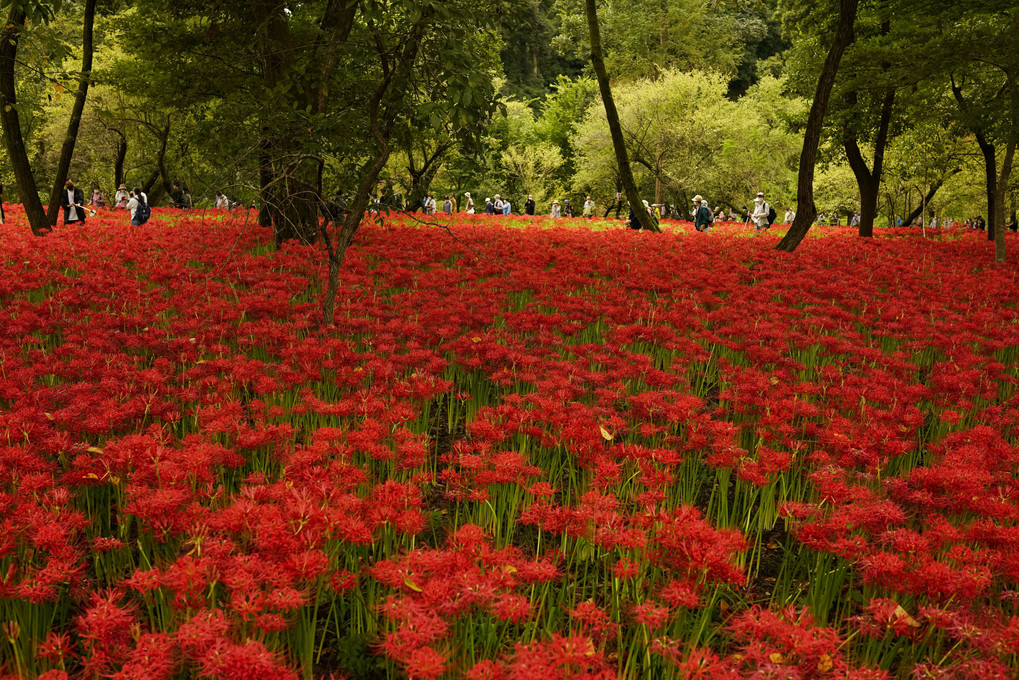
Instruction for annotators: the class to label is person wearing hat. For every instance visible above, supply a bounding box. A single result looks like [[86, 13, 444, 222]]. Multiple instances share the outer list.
[[484, 197, 495, 215], [751, 192, 771, 231], [583, 195, 595, 218], [693, 195, 713, 232], [464, 192, 475, 214], [550, 200, 561, 218], [524, 194, 536, 215], [114, 184, 130, 209]]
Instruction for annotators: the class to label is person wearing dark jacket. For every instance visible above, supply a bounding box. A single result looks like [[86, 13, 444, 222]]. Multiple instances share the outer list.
[[524, 195, 535, 215], [692, 195, 712, 232], [60, 179, 87, 225]]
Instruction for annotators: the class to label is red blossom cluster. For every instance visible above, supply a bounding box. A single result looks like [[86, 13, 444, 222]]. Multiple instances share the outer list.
[[0, 207, 1017, 678]]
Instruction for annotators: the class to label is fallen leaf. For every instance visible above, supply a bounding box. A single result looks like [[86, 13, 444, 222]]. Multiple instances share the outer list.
[[599, 425, 613, 441], [817, 653, 833, 672], [769, 652, 785, 664], [893, 604, 921, 628], [403, 577, 422, 592]]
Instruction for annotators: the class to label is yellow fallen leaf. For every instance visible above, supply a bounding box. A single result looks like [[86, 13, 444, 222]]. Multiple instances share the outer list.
[[817, 653, 833, 672], [45, 413, 55, 421], [599, 425, 613, 441], [403, 577, 422, 592], [769, 652, 786, 664], [86, 446, 104, 454], [893, 604, 920, 628]]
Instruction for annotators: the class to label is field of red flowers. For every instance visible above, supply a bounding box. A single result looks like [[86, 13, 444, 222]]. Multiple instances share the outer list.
[[1, 206, 1018, 680]]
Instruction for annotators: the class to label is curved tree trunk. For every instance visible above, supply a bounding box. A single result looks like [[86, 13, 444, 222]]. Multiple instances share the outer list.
[[46, 0, 97, 226], [585, 0, 658, 232], [993, 139, 1014, 263], [0, 8, 48, 236], [776, 0, 858, 252], [113, 130, 128, 188]]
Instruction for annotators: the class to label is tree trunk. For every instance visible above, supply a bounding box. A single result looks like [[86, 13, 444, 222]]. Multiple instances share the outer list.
[[903, 173, 957, 226], [844, 88, 894, 238], [0, 8, 48, 236], [776, 0, 858, 252], [406, 141, 450, 212], [254, 2, 320, 245], [585, 0, 658, 232], [975, 132, 997, 242], [113, 130, 128, 188], [45, 0, 97, 226], [993, 139, 1014, 263]]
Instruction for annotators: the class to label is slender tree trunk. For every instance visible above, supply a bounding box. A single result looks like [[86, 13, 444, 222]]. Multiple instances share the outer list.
[[993, 139, 1014, 263], [776, 0, 858, 252], [903, 173, 957, 226], [585, 0, 658, 232], [0, 8, 48, 236], [46, 0, 97, 226], [113, 130, 128, 188]]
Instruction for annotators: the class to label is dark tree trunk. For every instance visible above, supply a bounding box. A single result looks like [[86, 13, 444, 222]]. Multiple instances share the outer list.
[[844, 88, 895, 238], [976, 132, 998, 242], [406, 141, 450, 213], [254, 1, 320, 245], [776, 0, 858, 252], [113, 130, 128, 188], [258, 137, 273, 228], [993, 139, 1014, 263], [46, 0, 97, 226], [0, 8, 48, 236], [585, 0, 658, 232], [903, 172, 958, 226]]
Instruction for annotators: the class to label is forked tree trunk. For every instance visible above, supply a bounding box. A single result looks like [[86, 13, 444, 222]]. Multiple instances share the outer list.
[[902, 171, 958, 226], [585, 0, 658, 232], [0, 8, 48, 236], [46, 0, 97, 226], [776, 0, 858, 252], [844, 88, 894, 238]]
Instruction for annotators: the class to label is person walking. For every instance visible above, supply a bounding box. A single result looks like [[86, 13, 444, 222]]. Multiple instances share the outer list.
[[693, 195, 712, 232], [583, 195, 595, 218], [215, 191, 230, 209], [464, 192, 475, 214], [494, 194, 504, 213], [442, 195, 453, 214], [424, 194, 437, 215], [751, 192, 771, 231], [550, 200, 561, 218], [61, 178, 88, 225], [784, 208, 795, 224], [484, 198, 495, 214], [502, 197, 513, 215], [524, 195, 535, 216]]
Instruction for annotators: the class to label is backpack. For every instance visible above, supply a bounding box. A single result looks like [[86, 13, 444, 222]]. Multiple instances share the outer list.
[[705, 205, 715, 224], [135, 198, 151, 225], [767, 204, 777, 224]]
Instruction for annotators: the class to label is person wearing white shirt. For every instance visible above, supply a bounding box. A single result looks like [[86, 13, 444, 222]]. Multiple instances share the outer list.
[[751, 192, 771, 231], [784, 208, 795, 224], [215, 191, 230, 209]]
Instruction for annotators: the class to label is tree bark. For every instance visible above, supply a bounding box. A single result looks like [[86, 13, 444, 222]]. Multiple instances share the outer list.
[[406, 141, 451, 212], [844, 88, 894, 238], [0, 8, 48, 236], [45, 0, 97, 226], [585, 0, 658, 232], [974, 132, 999, 242], [993, 138, 1014, 263], [113, 130, 128, 188], [776, 0, 858, 252], [903, 171, 958, 226]]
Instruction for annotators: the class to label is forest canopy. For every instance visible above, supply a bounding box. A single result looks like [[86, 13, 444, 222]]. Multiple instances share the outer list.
[[0, 0, 1015, 237]]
